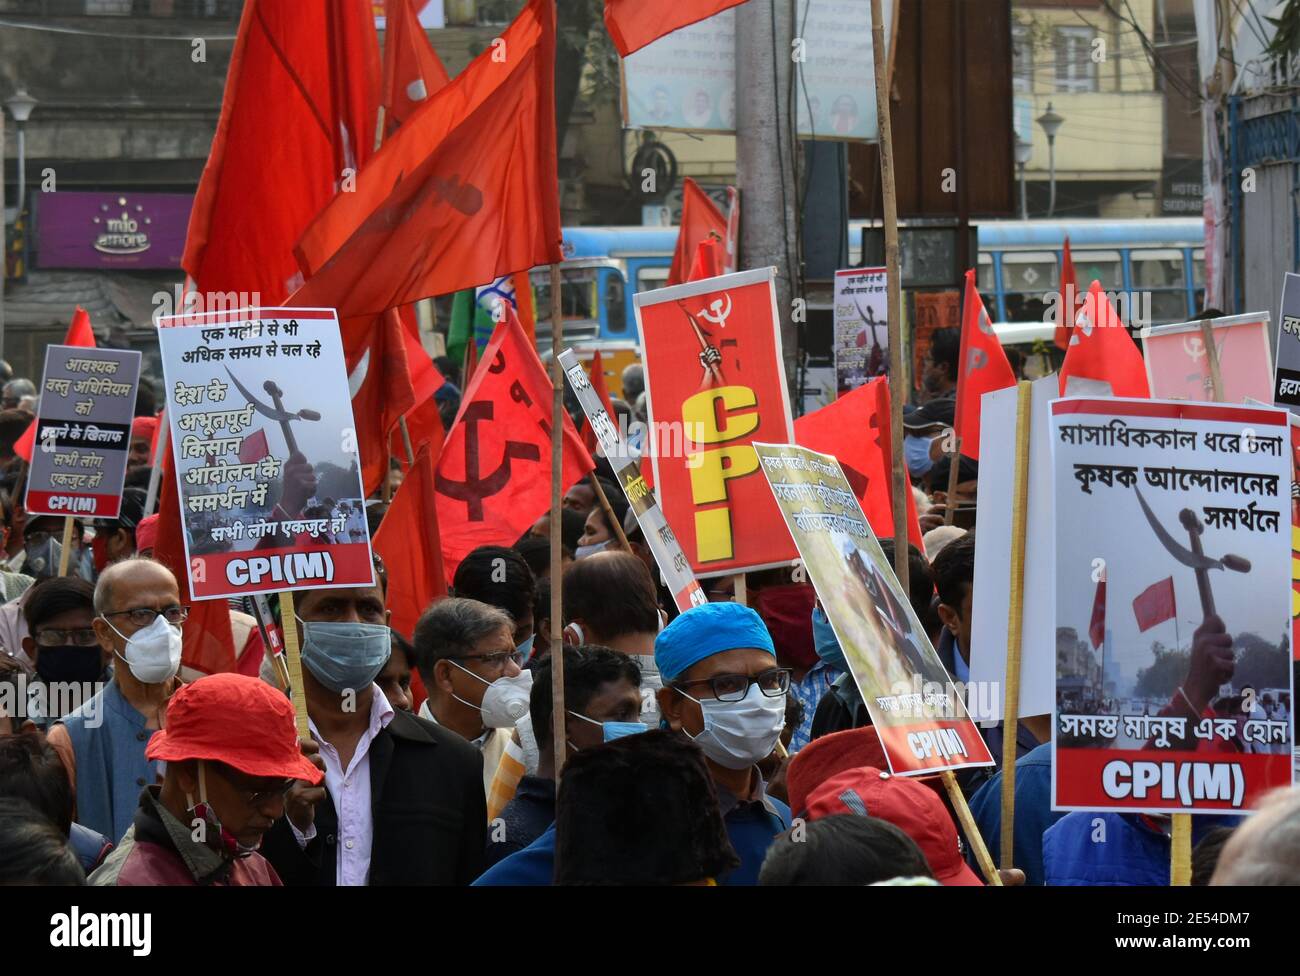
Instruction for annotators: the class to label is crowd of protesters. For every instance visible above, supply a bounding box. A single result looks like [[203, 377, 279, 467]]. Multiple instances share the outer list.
[[1, 340, 1298, 888]]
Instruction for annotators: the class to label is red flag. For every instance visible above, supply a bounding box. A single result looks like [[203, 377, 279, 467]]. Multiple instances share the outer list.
[[1059, 280, 1151, 399], [382, 0, 450, 129], [953, 269, 1016, 461], [513, 270, 536, 346], [290, 0, 561, 320], [395, 394, 446, 473], [183, 0, 380, 302], [687, 235, 724, 282], [436, 307, 594, 579], [153, 449, 237, 676], [373, 443, 446, 639], [668, 178, 728, 287], [399, 310, 445, 402], [795, 377, 924, 549], [1089, 578, 1106, 650], [1133, 577, 1177, 632], [580, 350, 616, 454], [15, 306, 97, 463], [1053, 237, 1079, 351], [350, 308, 418, 496], [604, 0, 750, 56], [238, 428, 270, 464]]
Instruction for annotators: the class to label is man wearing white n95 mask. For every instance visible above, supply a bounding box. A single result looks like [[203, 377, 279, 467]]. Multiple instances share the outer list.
[[411, 597, 527, 797], [47, 557, 185, 844], [655, 600, 793, 885]]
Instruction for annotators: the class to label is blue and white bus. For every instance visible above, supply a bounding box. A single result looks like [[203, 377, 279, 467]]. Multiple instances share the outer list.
[[534, 218, 1205, 389]]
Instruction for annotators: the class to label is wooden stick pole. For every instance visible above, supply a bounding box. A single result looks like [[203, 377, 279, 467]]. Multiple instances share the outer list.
[[999, 381, 1033, 871], [871, 0, 908, 595], [549, 263, 567, 775], [587, 472, 630, 551], [1171, 813, 1192, 886], [144, 412, 169, 517], [1200, 319, 1224, 402], [941, 770, 1002, 885], [943, 434, 962, 526], [279, 591, 310, 739], [398, 416, 416, 466], [56, 516, 75, 577], [734, 573, 747, 607]]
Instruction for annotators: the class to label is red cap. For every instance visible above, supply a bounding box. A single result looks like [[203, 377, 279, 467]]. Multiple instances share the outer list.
[[805, 766, 982, 886], [135, 514, 159, 555], [786, 726, 943, 815], [147, 673, 322, 784]]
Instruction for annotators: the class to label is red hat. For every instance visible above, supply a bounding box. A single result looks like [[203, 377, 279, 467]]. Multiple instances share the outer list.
[[147, 673, 322, 784], [131, 415, 159, 442], [134, 513, 159, 555], [786, 726, 943, 815], [804, 766, 982, 886]]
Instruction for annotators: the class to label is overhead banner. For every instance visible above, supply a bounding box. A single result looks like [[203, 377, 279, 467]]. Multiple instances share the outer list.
[[635, 267, 797, 577], [754, 442, 995, 776], [1143, 312, 1273, 404], [1051, 397, 1294, 814], [621, 0, 889, 141], [25, 345, 141, 518], [559, 347, 706, 612], [156, 307, 375, 600], [1275, 273, 1300, 414], [833, 266, 887, 396]]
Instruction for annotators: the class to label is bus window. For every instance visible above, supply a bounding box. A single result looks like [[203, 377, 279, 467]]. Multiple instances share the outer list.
[[977, 253, 994, 293], [1071, 250, 1123, 290], [603, 270, 627, 334], [532, 267, 600, 342], [1130, 249, 1187, 322], [636, 266, 670, 293], [1192, 248, 1205, 311], [1000, 251, 1058, 324]]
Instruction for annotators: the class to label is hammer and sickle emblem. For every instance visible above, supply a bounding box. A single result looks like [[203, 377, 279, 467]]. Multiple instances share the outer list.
[[435, 400, 541, 521], [977, 307, 996, 337], [1183, 335, 1206, 361], [697, 293, 732, 329]]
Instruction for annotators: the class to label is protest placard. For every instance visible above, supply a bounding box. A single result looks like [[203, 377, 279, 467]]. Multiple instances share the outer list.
[[970, 374, 1058, 722], [25, 345, 141, 519], [1275, 273, 1300, 414], [1051, 397, 1294, 813], [833, 267, 887, 396], [156, 306, 375, 600], [635, 268, 797, 576], [559, 347, 707, 611], [1143, 312, 1273, 404], [754, 442, 995, 775], [621, 0, 890, 141]]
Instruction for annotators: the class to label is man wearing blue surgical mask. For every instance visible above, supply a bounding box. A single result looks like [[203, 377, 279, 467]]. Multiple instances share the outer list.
[[259, 573, 486, 886], [478, 645, 642, 877], [654, 601, 792, 885]]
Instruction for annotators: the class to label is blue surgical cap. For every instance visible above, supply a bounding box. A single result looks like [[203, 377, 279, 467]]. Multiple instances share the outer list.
[[654, 601, 776, 681]]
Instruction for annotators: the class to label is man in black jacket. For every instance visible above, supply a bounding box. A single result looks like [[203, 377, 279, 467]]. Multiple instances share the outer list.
[[261, 575, 485, 885]]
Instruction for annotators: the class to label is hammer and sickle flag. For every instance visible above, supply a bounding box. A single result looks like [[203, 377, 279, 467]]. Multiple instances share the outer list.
[[436, 306, 594, 581]]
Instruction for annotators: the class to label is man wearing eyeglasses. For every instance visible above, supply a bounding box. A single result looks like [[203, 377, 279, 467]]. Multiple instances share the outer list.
[[18, 576, 107, 729], [655, 601, 793, 885], [90, 672, 324, 886], [259, 576, 487, 886], [47, 557, 186, 844]]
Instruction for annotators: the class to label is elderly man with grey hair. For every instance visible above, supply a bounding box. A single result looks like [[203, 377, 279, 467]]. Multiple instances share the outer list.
[[1210, 787, 1300, 885], [413, 596, 524, 794], [2, 377, 36, 410]]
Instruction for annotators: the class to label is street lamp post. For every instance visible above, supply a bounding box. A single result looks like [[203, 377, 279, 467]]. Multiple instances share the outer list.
[[1036, 102, 1064, 218], [2, 87, 38, 360], [1015, 136, 1033, 221]]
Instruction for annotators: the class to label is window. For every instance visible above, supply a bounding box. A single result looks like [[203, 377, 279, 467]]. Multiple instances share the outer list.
[[1071, 250, 1123, 290], [531, 268, 600, 343], [977, 254, 995, 293], [1013, 24, 1034, 94], [1000, 251, 1059, 323], [1055, 26, 1098, 93], [1130, 249, 1188, 322], [636, 267, 670, 292]]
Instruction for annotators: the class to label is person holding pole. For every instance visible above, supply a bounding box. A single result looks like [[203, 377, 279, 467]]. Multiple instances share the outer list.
[[654, 601, 791, 885], [259, 572, 486, 886]]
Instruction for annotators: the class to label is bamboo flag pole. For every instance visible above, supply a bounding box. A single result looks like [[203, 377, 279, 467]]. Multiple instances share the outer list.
[[942, 771, 1002, 885], [56, 516, 75, 577], [588, 472, 631, 552], [549, 262, 567, 775], [999, 380, 1033, 870], [943, 435, 963, 526], [734, 573, 747, 607], [280, 591, 310, 738], [871, 0, 908, 595], [1200, 318, 1224, 403]]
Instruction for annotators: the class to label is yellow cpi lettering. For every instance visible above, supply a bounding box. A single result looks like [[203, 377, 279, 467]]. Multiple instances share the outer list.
[[688, 445, 760, 505], [695, 508, 735, 563], [681, 386, 759, 445]]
